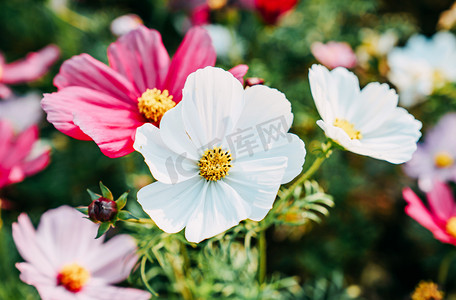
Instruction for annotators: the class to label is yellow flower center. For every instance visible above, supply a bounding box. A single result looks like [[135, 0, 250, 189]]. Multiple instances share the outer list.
[[137, 88, 175, 123], [411, 281, 444, 300], [333, 118, 363, 140], [432, 69, 446, 89], [198, 147, 232, 181], [434, 151, 454, 168], [57, 263, 90, 293], [446, 217, 456, 238]]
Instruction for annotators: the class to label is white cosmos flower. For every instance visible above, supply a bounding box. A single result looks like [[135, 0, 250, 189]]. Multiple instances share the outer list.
[[387, 32, 456, 107], [134, 66, 306, 243], [309, 64, 422, 164]]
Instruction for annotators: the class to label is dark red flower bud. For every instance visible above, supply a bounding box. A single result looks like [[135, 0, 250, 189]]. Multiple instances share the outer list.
[[245, 77, 265, 87], [88, 197, 118, 222]]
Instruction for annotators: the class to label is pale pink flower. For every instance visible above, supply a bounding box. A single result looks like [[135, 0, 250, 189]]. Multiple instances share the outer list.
[[13, 206, 150, 300], [42, 25, 247, 158], [0, 92, 43, 133], [311, 41, 357, 69], [0, 45, 60, 98], [0, 120, 50, 189], [404, 113, 456, 191], [403, 182, 456, 246]]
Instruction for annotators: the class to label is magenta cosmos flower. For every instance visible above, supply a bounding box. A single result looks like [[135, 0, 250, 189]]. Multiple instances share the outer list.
[[13, 206, 150, 300], [404, 113, 456, 192], [42, 25, 247, 158], [403, 182, 456, 246], [0, 120, 50, 189], [311, 41, 357, 69], [0, 45, 60, 98]]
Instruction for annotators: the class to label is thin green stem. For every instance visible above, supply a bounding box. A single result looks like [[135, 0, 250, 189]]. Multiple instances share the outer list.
[[438, 251, 456, 286], [258, 229, 267, 285]]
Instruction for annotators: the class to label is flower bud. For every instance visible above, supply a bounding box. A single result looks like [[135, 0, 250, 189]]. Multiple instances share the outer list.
[[88, 197, 118, 222], [245, 77, 265, 87]]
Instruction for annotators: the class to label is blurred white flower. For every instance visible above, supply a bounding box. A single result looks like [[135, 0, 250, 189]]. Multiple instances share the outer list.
[[13, 206, 150, 300], [356, 29, 398, 67], [387, 32, 456, 107], [110, 14, 143, 37], [134, 67, 305, 243], [309, 64, 422, 164], [204, 24, 244, 60], [0, 92, 43, 132]]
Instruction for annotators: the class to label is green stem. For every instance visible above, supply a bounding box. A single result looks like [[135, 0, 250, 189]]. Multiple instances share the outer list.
[[438, 251, 456, 286], [258, 229, 267, 285]]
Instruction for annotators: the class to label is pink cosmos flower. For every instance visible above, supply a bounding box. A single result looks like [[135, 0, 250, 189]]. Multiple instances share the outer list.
[[311, 41, 357, 69], [42, 25, 248, 158], [404, 113, 456, 192], [0, 45, 60, 98], [13, 206, 151, 300], [0, 120, 50, 189], [403, 181, 456, 246]]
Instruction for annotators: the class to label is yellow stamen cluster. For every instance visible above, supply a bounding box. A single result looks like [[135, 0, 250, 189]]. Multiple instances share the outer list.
[[198, 147, 232, 181], [434, 151, 454, 169], [57, 263, 90, 293], [411, 281, 443, 300], [446, 217, 456, 238], [137, 88, 175, 123], [333, 118, 363, 140]]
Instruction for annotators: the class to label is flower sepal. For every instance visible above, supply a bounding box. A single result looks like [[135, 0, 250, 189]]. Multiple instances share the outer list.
[[77, 182, 139, 238]]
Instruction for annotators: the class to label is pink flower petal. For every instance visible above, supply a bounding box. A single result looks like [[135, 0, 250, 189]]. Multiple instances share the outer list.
[[163, 27, 216, 103], [86, 235, 138, 284], [2, 125, 38, 168], [0, 120, 15, 161], [108, 25, 171, 94], [21, 148, 51, 177], [1, 45, 60, 84], [228, 64, 249, 85], [42, 86, 143, 155], [403, 187, 453, 244], [311, 41, 357, 69], [66, 88, 144, 157], [53, 53, 139, 102], [426, 181, 455, 223], [0, 83, 12, 98], [83, 285, 151, 300], [12, 214, 56, 276]]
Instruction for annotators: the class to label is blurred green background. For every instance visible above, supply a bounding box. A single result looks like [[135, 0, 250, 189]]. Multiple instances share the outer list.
[[1, 0, 456, 299]]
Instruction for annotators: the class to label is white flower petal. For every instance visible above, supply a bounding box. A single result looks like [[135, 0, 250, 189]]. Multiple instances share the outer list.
[[181, 67, 244, 152], [184, 181, 251, 243], [235, 85, 293, 133], [225, 156, 288, 221], [134, 123, 198, 184], [309, 64, 360, 123], [234, 133, 305, 184], [138, 178, 205, 234], [160, 103, 199, 160]]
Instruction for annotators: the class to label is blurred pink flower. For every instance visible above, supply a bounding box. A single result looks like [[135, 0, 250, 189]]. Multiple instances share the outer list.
[[0, 92, 43, 133], [255, 0, 298, 24], [403, 182, 456, 246], [0, 120, 50, 189], [42, 25, 248, 158], [110, 14, 143, 37], [311, 41, 357, 69], [13, 206, 150, 300], [191, 4, 210, 26], [404, 113, 456, 192], [0, 45, 60, 98]]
